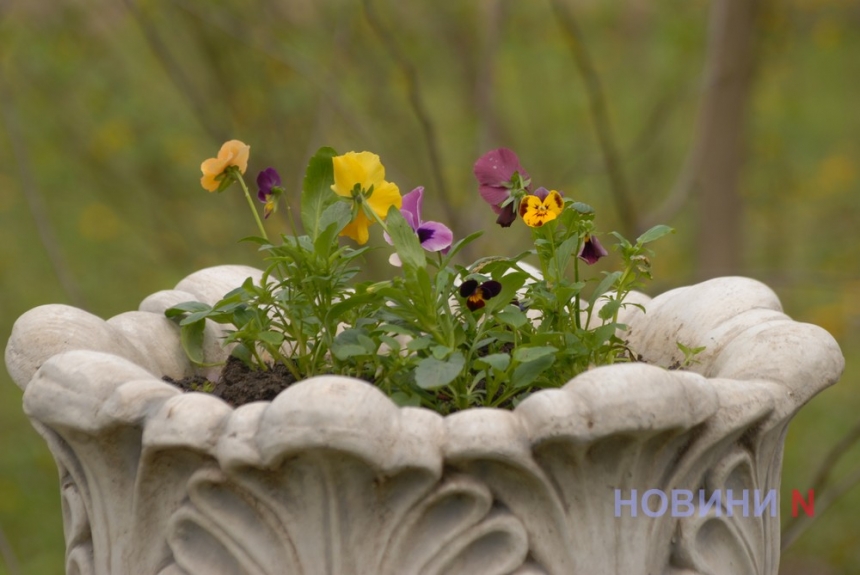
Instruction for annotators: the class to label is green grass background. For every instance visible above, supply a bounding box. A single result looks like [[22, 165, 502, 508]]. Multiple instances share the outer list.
[[1, 0, 859, 572]]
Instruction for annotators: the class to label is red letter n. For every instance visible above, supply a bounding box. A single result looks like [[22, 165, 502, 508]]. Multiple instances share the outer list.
[[792, 489, 814, 518]]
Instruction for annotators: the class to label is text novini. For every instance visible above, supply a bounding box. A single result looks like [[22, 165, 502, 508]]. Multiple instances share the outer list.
[[614, 489, 814, 518]]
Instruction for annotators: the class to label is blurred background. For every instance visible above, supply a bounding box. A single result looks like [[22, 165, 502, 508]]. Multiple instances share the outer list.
[[0, 0, 858, 572]]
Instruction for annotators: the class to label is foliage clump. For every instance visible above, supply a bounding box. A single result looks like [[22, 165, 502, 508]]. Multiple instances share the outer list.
[[167, 141, 673, 413]]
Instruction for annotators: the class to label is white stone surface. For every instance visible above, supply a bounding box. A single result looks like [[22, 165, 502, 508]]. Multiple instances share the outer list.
[[4, 267, 845, 575]]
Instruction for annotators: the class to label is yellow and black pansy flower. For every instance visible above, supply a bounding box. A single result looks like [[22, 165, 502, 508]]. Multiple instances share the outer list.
[[518, 187, 563, 228]]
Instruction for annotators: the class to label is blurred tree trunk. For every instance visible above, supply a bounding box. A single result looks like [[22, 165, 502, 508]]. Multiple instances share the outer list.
[[692, 0, 761, 279]]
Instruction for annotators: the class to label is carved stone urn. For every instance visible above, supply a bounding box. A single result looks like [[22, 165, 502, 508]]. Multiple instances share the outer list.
[[4, 265, 843, 575]]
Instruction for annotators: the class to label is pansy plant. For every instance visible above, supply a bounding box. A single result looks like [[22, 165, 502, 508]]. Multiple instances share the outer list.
[[167, 143, 673, 413]]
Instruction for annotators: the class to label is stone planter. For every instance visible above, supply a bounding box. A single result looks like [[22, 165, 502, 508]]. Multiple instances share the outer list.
[[4, 265, 844, 575]]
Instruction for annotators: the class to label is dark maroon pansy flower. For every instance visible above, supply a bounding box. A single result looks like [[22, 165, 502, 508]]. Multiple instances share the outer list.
[[495, 202, 517, 227], [473, 148, 530, 227], [459, 279, 503, 311], [256, 167, 283, 218], [256, 167, 281, 201], [577, 234, 609, 265]]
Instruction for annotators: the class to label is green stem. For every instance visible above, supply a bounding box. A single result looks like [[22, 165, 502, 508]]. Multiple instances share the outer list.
[[612, 267, 632, 326], [365, 202, 391, 236], [235, 170, 269, 241], [573, 238, 582, 330]]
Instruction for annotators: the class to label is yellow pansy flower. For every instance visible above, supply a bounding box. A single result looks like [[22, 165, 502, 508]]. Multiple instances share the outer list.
[[518, 187, 563, 227], [200, 140, 250, 192], [331, 151, 401, 244]]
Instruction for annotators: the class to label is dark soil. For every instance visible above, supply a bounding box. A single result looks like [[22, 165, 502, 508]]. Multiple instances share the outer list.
[[163, 356, 298, 407]]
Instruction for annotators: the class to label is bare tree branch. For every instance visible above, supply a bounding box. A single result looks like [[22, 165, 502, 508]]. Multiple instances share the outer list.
[[126, 0, 228, 143], [171, 0, 380, 152], [782, 463, 860, 553], [0, 521, 22, 575], [549, 0, 637, 237], [781, 418, 860, 552], [361, 0, 458, 231]]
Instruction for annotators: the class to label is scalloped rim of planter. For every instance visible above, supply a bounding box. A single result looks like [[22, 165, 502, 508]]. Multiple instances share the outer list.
[[5, 265, 844, 456]]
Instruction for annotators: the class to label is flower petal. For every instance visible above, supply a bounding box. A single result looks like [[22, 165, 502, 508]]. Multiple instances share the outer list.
[[351, 151, 386, 186], [340, 210, 373, 245], [367, 181, 402, 219], [479, 184, 511, 211], [416, 222, 453, 252], [331, 151, 386, 197], [400, 187, 424, 229], [532, 187, 550, 201], [200, 157, 228, 192], [578, 235, 609, 264], [473, 148, 528, 187], [257, 167, 281, 200], [459, 279, 479, 298], [332, 153, 365, 197], [263, 199, 276, 219], [217, 140, 250, 174], [496, 202, 517, 227], [479, 280, 502, 299]]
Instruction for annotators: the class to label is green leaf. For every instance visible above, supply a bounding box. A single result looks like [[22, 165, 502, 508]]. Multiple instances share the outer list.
[[512, 354, 555, 388], [483, 272, 528, 314], [636, 224, 675, 245], [325, 292, 376, 325], [385, 207, 426, 270], [237, 235, 271, 246], [678, 341, 707, 355], [407, 336, 433, 351], [332, 344, 368, 360], [180, 321, 206, 365], [258, 331, 285, 346], [380, 323, 416, 337], [496, 307, 528, 328], [431, 345, 452, 360], [231, 306, 256, 328], [442, 230, 483, 262], [165, 301, 211, 318], [178, 310, 213, 326], [415, 352, 465, 390], [230, 343, 252, 366], [475, 353, 511, 372], [315, 202, 353, 254], [589, 271, 622, 307], [591, 323, 618, 346], [598, 298, 622, 321], [390, 391, 422, 407], [571, 201, 594, 214], [301, 146, 338, 241], [379, 335, 402, 352], [357, 334, 377, 353], [555, 236, 580, 275], [513, 345, 558, 363], [332, 328, 372, 359]]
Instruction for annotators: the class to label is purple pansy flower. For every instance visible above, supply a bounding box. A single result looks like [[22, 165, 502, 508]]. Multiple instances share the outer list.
[[256, 167, 283, 218], [473, 148, 530, 227], [578, 234, 609, 265], [385, 186, 454, 266]]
